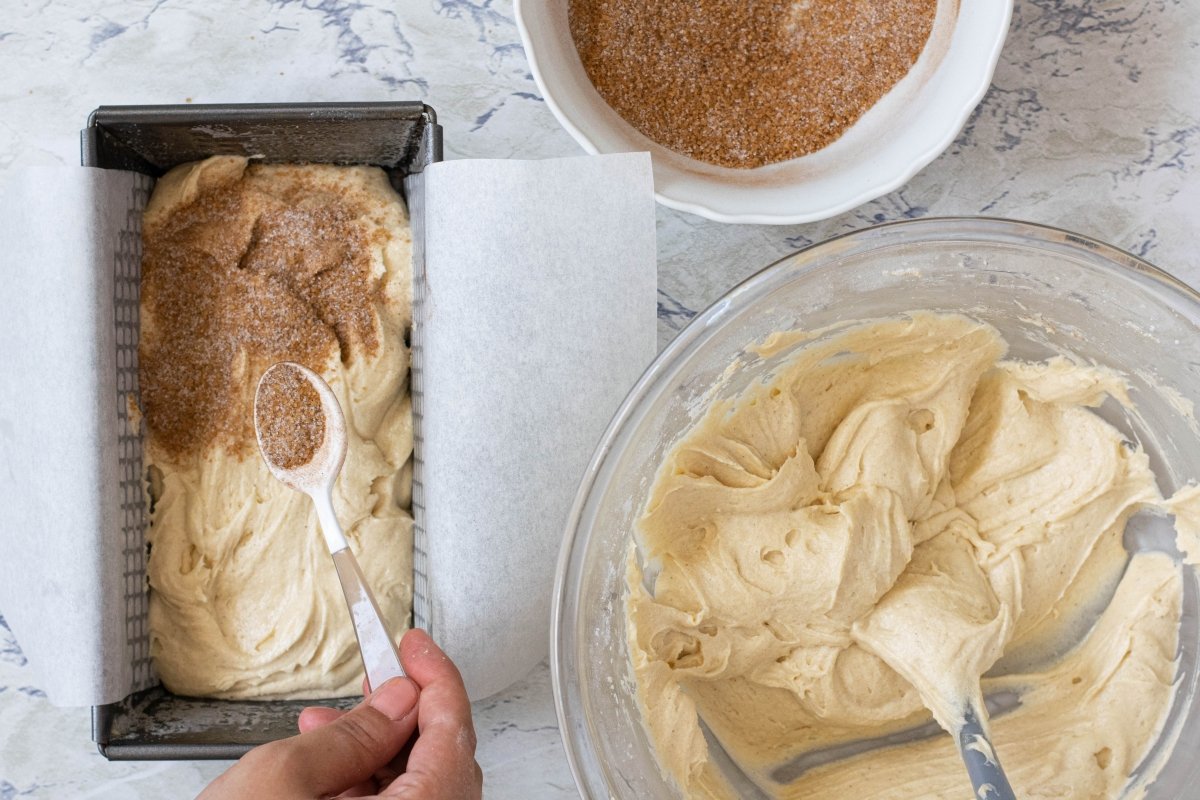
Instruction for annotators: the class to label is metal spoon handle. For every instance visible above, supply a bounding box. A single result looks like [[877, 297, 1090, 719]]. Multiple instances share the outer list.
[[331, 547, 406, 692], [959, 705, 1017, 800]]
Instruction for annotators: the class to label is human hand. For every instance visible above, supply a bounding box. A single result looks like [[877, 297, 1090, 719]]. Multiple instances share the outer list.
[[199, 629, 482, 799]]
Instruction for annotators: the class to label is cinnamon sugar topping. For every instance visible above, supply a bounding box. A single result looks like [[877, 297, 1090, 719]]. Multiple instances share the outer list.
[[139, 163, 383, 462]]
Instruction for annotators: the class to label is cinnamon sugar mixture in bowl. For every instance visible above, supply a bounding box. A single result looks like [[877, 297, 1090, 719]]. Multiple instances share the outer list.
[[568, 0, 941, 168]]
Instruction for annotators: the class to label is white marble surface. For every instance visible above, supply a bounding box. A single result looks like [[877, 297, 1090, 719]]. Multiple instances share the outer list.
[[1, 0, 1198, 797]]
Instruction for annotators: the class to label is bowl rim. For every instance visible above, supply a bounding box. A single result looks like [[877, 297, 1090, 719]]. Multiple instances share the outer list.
[[515, 2, 1015, 224], [548, 215, 1200, 797]]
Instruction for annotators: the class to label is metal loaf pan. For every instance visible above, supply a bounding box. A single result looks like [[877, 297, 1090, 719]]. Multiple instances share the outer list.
[[82, 102, 441, 760]]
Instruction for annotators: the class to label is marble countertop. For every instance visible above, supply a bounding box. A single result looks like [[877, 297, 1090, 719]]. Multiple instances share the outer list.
[[1, 0, 1197, 797]]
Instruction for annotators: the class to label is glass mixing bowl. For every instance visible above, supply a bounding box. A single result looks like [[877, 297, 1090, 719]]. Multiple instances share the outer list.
[[552, 217, 1200, 798]]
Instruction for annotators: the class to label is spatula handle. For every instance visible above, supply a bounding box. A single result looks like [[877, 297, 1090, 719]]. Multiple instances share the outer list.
[[959, 704, 1017, 800]]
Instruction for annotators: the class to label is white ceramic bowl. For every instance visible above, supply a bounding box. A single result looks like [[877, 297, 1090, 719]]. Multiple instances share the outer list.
[[515, 1, 1013, 224]]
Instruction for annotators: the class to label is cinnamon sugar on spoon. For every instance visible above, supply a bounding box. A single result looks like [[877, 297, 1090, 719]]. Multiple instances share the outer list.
[[254, 364, 326, 470]]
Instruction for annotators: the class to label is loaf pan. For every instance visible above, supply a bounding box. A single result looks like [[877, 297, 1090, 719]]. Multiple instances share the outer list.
[[82, 101, 440, 760]]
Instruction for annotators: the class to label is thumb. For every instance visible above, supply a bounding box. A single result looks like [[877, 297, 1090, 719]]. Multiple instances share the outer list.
[[283, 678, 420, 796]]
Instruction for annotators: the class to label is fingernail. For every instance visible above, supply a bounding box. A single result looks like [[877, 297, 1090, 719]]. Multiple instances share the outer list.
[[368, 678, 419, 721]]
